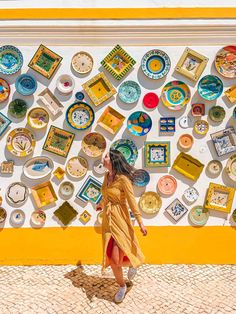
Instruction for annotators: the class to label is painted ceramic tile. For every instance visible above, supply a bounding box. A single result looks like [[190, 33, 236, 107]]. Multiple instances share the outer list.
[[38, 88, 64, 117], [211, 127, 236, 157], [1, 160, 14, 174], [159, 117, 175, 133], [225, 84, 236, 103], [79, 210, 92, 224], [172, 152, 204, 180], [31, 181, 58, 208], [76, 175, 102, 204], [144, 141, 170, 167], [53, 201, 78, 226], [165, 198, 188, 222]]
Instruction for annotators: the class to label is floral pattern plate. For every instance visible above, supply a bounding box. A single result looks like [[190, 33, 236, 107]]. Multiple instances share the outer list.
[[66, 102, 95, 131], [27, 107, 49, 129], [141, 49, 171, 79], [82, 132, 106, 157], [0, 45, 23, 75], [198, 75, 223, 101], [110, 138, 138, 165], [215, 45, 236, 78], [127, 111, 152, 136], [161, 80, 191, 110], [66, 156, 88, 178], [6, 128, 35, 157], [139, 191, 162, 214], [6, 182, 29, 206], [118, 80, 141, 104]]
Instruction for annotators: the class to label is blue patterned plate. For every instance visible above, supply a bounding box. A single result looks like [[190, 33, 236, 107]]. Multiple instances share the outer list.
[[118, 80, 141, 104], [15, 74, 37, 96], [127, 111, 152, 136], [198, 75, 223, 101], [133, 169, 150, 187], [66, 102, 95, 131], [110, 138, 138, 165], [0, 45, 23, 75], [141, 49, 171, 79]]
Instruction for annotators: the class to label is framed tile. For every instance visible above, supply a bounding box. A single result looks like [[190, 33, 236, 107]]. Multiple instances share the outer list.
[[43, 125, 75, 158], [28, 44, 62, 79], [82, 72, 116, 106], [54, 201, 78, 226], [101, 44, 136, 80], [159, 117, 175, 133], [144, 141, 170, 167], [175, 47, 208, 81], [38, 88, 64, 117], [1, 160, 14, 174], [211, 127, 236, 157], [79, 210, 92, 224], [165, 198, 188, 222], [31, 181, 58, 208], [172, 152, 204, 180], [76, 175, 102, 204], [0, 112, 11, 136], [97, 106, 125, 134]]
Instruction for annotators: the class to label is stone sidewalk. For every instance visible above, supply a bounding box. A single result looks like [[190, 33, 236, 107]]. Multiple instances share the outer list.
[[0, 264, 235, 314]]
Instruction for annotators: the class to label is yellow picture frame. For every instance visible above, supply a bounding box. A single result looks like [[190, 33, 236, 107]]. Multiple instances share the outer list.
[[225, 84, 236, 103], [97, 106, 125, 134]]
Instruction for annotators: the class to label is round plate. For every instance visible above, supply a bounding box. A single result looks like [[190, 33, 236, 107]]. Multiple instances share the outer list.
[[0, 207, 7, 223], [9, 99, 27, 118], [93, 160, 106, 175], [194, 119, 209, 135], [0, 78, 10, 103], [6, 182, 29, 206], [71, 51, 93, 74], [10, 209, 25, 225], [209, 106, 226, 122], [66, 156, 88, 178], [6, 128, 35, 157], [127, 111, 152, 136], [226, 154, 236, 182], [143, 92, 159, 109], [157, 175, 177, 195], [198, 75, 223, 101], [31, 210, 46, 226], [139, 191, 162, 214], [232, 209, 236, 223], [23, 156, 54, 180], [82, 132, 106, 157], [178, 134, 194, 150], [179, 116, 192, 129], [110, 139, 138, 165], [0, 45, 23, 75], [59, 181, 75, 199], [66, 102, 95, 131], [141, 49, 171, 79], [56, 74, 75, 94], [118, 81, 141, 104], [161, 80, 191, 110], [27, 107, 49, 129], [75, 91, 85, 101], [15, 74, 37, 96], [207, 160, 223, 176], [183, 187, 199, 203], [189, 206, 209, 226], [133, 169, 150, 187], [215, 45, 236, 78]]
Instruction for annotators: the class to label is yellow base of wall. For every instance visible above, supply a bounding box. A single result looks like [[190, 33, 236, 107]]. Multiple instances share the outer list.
[[0, 226, 235, 265]]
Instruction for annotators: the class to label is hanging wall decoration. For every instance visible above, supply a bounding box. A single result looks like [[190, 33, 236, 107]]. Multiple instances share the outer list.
[[165, 198, 188, 222], [38, 88, 64, 117], [76, 175, 102, 204], [138, 191, 162, 214], [31, 181, 58, 208], [172, 152, 204, 180], [215, 45, 236, 79], [225, 84, 236, 103], [159, 117, 175, 133], [71, 51, 93, 74], [0, 78, 10, 103], [53, 201, 78, 226], [127, 111, 152, 136], [66, 101, 95, 131], [110, 138, 138, 165], [82, 132, 106, 158], [27, 107, 49, 129], [97, 106, 125, 134], [161, 80, 191, 110], [189, 206, 209, 226], [6, 127, 35, 157], [210, 127, 236, 157], [66, 156, 88, 178], [118, 80, 141, 104], [15, 74, 37, 96], [144, 141, 170, 167], [225, 154, 236, 182], [0, 45, 23, 75], [198, 75, 223, 101], [23, 156, 54, 180], [0, 112, 11, 136]]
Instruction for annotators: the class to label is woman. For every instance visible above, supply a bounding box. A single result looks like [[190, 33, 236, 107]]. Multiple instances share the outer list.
[[96, 149, 148, 303]]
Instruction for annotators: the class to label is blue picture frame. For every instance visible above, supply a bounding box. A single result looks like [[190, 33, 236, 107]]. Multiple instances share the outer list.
[[76, 175, 102, 204], [0, 112, 12, 136]]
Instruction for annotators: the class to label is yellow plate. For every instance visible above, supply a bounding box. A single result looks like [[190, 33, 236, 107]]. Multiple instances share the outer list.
[[139, 191, 162, 214], [6, 128, 35, 157]]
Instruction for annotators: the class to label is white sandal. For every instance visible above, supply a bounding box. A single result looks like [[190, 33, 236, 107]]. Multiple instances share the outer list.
[[127, 267, 137, 281], [114, 284, 127, 303]]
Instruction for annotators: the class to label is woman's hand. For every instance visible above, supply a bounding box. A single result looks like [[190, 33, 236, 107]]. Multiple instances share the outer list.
[[96, 203, 103, 211], [139, 222, 147, 236]]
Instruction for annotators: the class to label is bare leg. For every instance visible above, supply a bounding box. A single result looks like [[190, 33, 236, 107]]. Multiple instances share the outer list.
[[110, 240, 125, 287]]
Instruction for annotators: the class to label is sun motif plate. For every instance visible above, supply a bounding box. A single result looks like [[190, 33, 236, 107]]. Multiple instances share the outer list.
[[198, 75, 223, 101], [161, 80, 191, 110], [27, 107, 49, 129], [118, 80, 141, 104], [226, 154, 236, 182], [82, 132, 106, 157], [0, 45, 23, 75], [110, 139, 138, 165], [0, 78, 10, 102], [133, 169, 150, 187], [139, 191, 162, 214], [6, 128, 35, 157], [66, 156, 88, 178], [66, 102, 95, 131], [127, 111, 152, 136], [71, 51, 93, 74], [215, 45, 236, 78], [141, 49, 171, 79], [23, 156, 54, 180], [189, 206, 209, 226]]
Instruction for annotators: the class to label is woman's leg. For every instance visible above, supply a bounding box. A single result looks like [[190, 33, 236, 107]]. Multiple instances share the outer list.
[[110, 240, 125, 287]]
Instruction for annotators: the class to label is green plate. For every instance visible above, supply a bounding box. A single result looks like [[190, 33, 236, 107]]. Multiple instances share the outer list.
[[209, 106, 226, 122]]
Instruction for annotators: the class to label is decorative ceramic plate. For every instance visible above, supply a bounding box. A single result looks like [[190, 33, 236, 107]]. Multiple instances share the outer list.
[[66, 102, 95, 131], [6, 182, 29, 206], [9, 99, 27, 118], [191, 103, 205, 116], [209, 106, 226, 122], [161, 80, 191, 110], [75, 91, 85, 101], [215, 45, 236, 78], [0, 45, 23, 75], [143, 92, 159, 109], [178, 134, 194, 150], [139, 191, 162, 214], [31, 181, 58, 208], [110, 139, 138, 165], [206, 160, 223, 176], [226, 154, 236, 182], [10, 209, 25, 225], [141, 49, 171, 79], [97, 106, 125, 135], [71, 51, 93, 74], [82, 132, 106, 157], [179, 116, 192, 129], [56, 74, 75, 94], [133, 169, 150, 187], [59, 181, 75, 199], [6, 128, 35, 157], [194, 119, 209, 135], [31, 210, 46, 226], [66, 156, 88, 178], [118, 81, 141, 104], [157, 175, 177, 195], [183, 187, 199, 203], [23, 156, 54, 180], [211, 127, 236, 157], [198, 75, 223, 100], [189, 206, 209, 226], [15, 74, 37, 96], [127, 111, 152, 136], [0, 78, 10, 102], [27, 107, 49, 129], [0, 207, 7, 223], [93, 160, 106, 175]]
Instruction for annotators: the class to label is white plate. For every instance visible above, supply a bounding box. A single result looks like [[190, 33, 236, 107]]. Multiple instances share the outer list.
[[23, 156, 54, 180]]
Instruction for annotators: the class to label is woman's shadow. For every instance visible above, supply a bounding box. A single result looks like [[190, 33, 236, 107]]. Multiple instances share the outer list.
[[64, 263, 133, 303]]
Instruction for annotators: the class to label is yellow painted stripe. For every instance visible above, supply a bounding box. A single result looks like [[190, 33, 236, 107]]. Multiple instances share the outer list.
[[0, 226, 235, 265], [0, 8, 235, 20]]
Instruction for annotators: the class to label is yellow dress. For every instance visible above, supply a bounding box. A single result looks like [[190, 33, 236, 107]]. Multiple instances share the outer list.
[[100, 172, 145, 273]]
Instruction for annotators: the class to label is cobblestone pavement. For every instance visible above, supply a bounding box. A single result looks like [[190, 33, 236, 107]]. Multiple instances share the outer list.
[[0, 264, 235, 314]]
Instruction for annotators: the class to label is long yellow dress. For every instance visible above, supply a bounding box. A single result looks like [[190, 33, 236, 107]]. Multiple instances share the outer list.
[[100, 172, 145, 273]]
